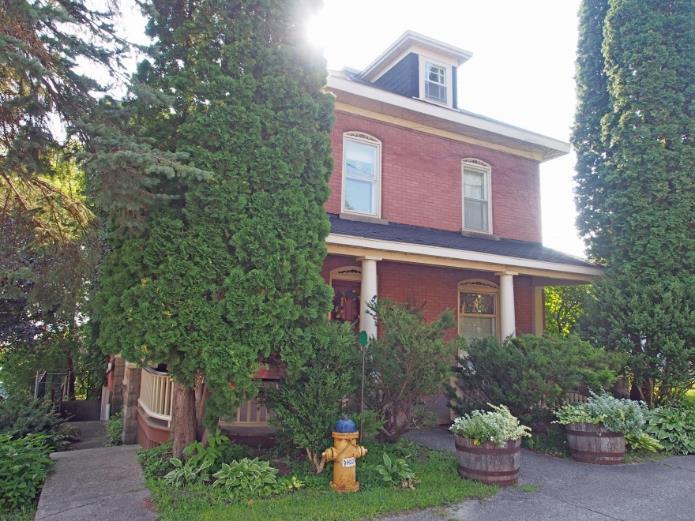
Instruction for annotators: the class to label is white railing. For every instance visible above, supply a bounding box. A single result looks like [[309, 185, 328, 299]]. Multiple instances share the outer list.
[[138, 368, 174, 426]]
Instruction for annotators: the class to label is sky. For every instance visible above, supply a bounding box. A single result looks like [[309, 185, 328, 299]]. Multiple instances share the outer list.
[[114, 0, 586, 257]]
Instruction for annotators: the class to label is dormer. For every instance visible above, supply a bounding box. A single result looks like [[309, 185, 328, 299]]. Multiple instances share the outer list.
[[359, 30, 472, 110]]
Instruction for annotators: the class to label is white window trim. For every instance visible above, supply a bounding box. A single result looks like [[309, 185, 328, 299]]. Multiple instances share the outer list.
[[457, 279, 500, 341], [341, 131, 382, 218], [461, 158, 493, 235], [419, 57, 452, 107]]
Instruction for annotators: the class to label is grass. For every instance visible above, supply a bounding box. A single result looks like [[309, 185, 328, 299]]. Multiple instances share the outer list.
[[684, 389, 695, 408], [146, 441, 496, 521]]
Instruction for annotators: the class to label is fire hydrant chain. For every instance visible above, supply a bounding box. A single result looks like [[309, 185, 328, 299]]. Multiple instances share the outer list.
[[321, 430, 368, 493]]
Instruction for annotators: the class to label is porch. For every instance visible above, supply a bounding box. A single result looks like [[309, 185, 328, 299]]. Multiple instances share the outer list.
[[131, 365, 280, 448]]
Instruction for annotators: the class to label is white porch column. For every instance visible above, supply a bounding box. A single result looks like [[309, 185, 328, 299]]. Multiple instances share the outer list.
[[533, 286, 544, 336], [498, 271, 517, 339], [359, 256, 380, 340]]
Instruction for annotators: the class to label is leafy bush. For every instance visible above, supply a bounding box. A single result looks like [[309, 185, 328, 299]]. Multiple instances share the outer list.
[[138, 441, 173, 479], [365, 300, 454, 442], [375, 453, 418, 489], [0, 434, 53, 510], [450, 404, 531, 446], [0, 394, 68, 449], [645, 405, 695, 455], [105, 413, 122, 446], [263, 322, 359, 473], [211, 458, 285, 499], [448, 335, 622, 430], [162, 432, 247, 485], [554, 392, 660, 452]]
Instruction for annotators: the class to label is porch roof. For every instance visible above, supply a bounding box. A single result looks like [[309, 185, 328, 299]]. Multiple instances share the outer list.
[[327, 214, 601, 281]]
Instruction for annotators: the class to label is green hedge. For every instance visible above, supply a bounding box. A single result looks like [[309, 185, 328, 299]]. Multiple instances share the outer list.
[[0, 434, 53, 510]]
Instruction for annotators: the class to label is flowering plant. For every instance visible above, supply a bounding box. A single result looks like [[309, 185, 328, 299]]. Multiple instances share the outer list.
[[450, 404, 531, 447]]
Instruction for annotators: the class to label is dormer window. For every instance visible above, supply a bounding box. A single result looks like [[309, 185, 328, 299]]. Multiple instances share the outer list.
[[425, 62, 447, 103]]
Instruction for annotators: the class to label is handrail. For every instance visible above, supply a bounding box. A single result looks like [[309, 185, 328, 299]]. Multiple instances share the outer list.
[[138, 368, 174, 426]]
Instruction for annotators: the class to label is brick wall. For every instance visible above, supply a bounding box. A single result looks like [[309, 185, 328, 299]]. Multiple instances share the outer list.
[[327, 111, 542, 243], [323, 255, 535, 338]]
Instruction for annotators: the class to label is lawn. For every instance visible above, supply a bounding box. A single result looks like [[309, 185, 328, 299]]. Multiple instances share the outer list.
[[684, 389, 695, 408], [146, 441, 496, 521]]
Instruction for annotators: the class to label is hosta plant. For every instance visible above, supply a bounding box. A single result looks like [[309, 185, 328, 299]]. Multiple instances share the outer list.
[[450, 404, 531, 446], [645, 405, 695, 455], [212, 458, 284, 499], [375, 453, 418, 489]]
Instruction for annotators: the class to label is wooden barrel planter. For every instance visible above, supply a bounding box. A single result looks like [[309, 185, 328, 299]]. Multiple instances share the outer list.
[[454, 436, 521, 486], [565, 423, 625, 465]]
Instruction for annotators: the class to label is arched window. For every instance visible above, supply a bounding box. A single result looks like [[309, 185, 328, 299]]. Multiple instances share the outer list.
[[458, 279, 498, 340], [342, 132, 382, 217], [461, 158, 492, 233]]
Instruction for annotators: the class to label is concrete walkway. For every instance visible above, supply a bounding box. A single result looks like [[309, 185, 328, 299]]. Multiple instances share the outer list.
[[379, 428, 695, 521], [35, 445, 156, 521]]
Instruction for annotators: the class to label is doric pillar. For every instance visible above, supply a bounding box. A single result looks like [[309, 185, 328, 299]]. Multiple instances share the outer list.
[[359, 256, 380, 340], [498, 271, 517, 339], [121, 362, 142, 444]]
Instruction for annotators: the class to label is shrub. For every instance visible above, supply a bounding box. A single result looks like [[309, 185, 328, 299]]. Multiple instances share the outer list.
[[450, 404, 531, 446], [105, 413, 122, 446], [0, 394, 67, 449], [554, 392, 661, 452], [0, 433, 53, 510], [645, 405, 695, 455], [162, 432, 248, 485], [448, 334, 622, 430], [375, 453, 418, 489], [365, 300, 454, 442], [138, 441, 173, 479], [263, 322, 359, 473], [211, 458, 286, 499]]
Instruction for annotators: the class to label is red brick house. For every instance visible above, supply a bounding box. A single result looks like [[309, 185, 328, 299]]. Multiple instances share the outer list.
[[105, 31, 600, 447]]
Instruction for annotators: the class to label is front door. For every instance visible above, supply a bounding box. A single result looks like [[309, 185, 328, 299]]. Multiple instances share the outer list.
[[331, 280, 360, 331]]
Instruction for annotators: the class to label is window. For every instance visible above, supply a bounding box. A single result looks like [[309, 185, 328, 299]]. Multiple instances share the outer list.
[[342, 132, 381, 217], [425, 62, 447, 103], [458, 280, 498, 340], [462, 159, 492, 233]]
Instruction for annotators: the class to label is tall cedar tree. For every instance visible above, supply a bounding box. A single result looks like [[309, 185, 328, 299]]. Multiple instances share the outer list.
[[572, 0, 694, 405], [92, 0, 335, 455], [0, 1, 125, 393]]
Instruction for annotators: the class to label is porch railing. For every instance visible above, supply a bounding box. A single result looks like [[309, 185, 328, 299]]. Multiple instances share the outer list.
[[138, 368, 174, 426]]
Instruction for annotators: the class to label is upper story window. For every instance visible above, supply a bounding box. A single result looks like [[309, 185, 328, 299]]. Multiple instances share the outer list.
[[462, 159, 492, 233], [342, 132, 381, 217], [425, 62, 447, 104]]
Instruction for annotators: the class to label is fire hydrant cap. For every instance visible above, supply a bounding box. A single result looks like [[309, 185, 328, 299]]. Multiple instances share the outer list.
[[335, 418, 357, 433]]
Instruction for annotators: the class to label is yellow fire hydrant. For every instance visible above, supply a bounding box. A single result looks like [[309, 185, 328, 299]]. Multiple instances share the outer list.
[[322, 428, 368, 493]]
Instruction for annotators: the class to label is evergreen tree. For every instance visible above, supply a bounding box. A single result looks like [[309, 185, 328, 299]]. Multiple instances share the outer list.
[[572, 0, 694, 405], [0, 1, 125, 391], [91, 0, 335, 454]]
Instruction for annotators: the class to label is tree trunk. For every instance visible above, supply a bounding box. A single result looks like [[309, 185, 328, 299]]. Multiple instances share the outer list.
[[172, 383, 197, 458], [194, 377, 210, 444]]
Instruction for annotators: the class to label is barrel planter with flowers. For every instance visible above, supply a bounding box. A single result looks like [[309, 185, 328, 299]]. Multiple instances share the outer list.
[[554, 392, 660, 464], [450, 404, 531, 486]]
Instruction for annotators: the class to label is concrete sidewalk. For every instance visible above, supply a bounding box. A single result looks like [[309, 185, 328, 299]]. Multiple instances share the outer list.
[[36, 446, 156, 521], [380, 428, 695, 521]]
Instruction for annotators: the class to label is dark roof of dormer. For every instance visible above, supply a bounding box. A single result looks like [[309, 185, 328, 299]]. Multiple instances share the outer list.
[[359, 30, 472, 82]]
